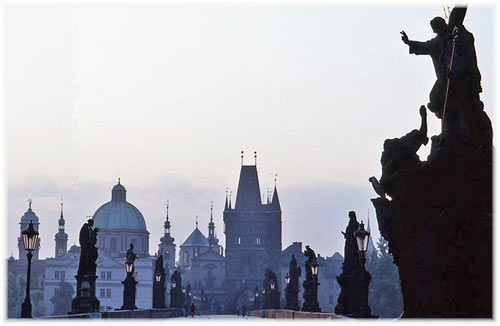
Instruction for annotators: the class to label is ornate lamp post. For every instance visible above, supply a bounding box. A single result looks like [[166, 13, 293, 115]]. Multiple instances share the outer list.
[[121, 247, 138, 310], [355, 221, 370, 267], [354, 221, 373, 317], [21, 221, 39, 318]]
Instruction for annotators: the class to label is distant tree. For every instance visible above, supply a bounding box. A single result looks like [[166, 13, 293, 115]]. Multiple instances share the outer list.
[[8, 273, 22, 318], [50, 280, 74, 316], [31, 289, 46, 317], [366, 236, 403, 318]]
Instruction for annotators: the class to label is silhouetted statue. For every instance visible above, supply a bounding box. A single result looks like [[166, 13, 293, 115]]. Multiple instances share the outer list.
[[77, 219, 99, 276], [262, 268, 280, 309], [289, 255, 301, 291], [126, 243, 138, 272], [401, 17, 448, 117], [369, 6, 492, 317], [71, 219, 100, 314], [170, 270, 184, 309], [303, 245, 316, 280], [371, 105, 428, 198], [335, 211, 372, 317], [285, 254, 301, 311]]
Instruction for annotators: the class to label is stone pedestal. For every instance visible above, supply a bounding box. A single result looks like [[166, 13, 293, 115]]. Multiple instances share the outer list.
[[121, 273, 138, 310], [70, 275, 100, 314], [302, 278, 320, 312]]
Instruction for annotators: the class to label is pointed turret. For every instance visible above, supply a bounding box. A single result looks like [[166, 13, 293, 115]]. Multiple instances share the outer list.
[[55, 199, 68, 258], [270, 185, 281, 211], [208, 202, 216, 248], [159, 200, 176, 274], [366, 211, 377, 256], [224, 189, 229, 211]]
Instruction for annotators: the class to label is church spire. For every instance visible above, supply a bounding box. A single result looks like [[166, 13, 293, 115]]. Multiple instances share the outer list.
[[164, 200, 171, 235], [208, 202, 215, 247], [58, 198, 65, 230], [55, 198, 68, 258]]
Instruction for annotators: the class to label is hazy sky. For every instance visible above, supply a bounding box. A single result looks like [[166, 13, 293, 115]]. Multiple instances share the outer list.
[[5, 4, 495, 260]]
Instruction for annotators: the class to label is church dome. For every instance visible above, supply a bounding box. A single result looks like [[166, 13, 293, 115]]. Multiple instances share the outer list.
[[92, 181, 147, 231], [20, 202, 39, 224]]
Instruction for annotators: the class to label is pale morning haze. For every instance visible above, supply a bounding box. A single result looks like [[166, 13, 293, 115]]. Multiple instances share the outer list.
[[5, 4, 494, 261]]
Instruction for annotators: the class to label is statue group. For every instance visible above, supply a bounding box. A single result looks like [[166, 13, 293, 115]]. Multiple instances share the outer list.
[[370, 6, 492, 318]]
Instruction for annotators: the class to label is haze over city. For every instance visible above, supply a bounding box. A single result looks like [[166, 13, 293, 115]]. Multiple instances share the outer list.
[[6, 4, 494, 260]]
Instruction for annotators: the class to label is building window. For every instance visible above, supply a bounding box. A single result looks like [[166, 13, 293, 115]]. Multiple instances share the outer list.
[[110, 238, 117, 252], [183, 252, 189, 264], [256, 237, 261, 245], [101, 271, 106, 280], [61, 271, 65, 279], [237, 237, 241, 245], [100, 289, 105, 298], [329, 280, 334, 289], [106, 289, 111, 298], [329, 295, 334, 304], [55, 271, 60, 279], [107, 271, 112, 280]]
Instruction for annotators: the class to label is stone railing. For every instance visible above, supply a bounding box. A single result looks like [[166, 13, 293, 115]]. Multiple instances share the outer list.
[[249, 309, 345, 319], [41, 308, 184, 319]]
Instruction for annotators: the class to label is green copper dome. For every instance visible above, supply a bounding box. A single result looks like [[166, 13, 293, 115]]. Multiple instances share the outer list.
[[92, 181, 147, 231]]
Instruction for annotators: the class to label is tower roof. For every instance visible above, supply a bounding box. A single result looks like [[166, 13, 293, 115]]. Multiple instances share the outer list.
[[234, 165, 262, 211], [366, 214, 377, 255], [180, 228, 210, 247], [270, 185, 281, 211], [58, 199, 65, 226]]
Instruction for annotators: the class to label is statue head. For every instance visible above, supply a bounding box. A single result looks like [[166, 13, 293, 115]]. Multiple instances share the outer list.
[[430, 17, 447, 35], [129, 243, 134, 250], [348, 211, 356, 220], [87, 219, 94, 226]]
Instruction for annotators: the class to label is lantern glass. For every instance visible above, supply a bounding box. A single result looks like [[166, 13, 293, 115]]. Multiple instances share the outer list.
[[126, 262, 133, 273], [182, 288, 186, 293], [22, 221, 39, 252], [270, 281, 275, 290], [355, 222, 370, 253], [172, 281, 176, 288], [285, 274, 290, 284], [155, 274, 161, 282], [311, 263, 319, 276]]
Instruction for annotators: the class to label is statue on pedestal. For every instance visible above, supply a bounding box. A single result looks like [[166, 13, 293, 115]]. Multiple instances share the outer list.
[[70, 219, 100, 314]]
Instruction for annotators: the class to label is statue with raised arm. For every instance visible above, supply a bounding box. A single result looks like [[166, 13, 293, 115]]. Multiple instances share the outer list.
[[401, 17, 448, 118]]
